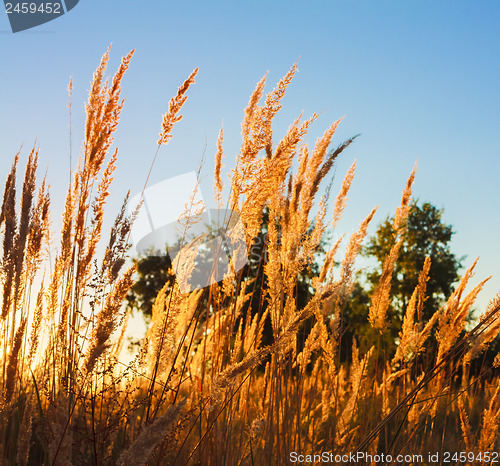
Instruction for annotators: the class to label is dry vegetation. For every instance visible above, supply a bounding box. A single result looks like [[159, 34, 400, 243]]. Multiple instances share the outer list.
[[1, 48, 500, 465]]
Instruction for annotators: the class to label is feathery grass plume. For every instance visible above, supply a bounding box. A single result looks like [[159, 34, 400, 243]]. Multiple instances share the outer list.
[[309, 118, 343, 176], [484, 291, 500, 319], [318, 234, 344, 284], [147, 280, 180, 370], [84, 46, 110, 146], [479, 384, 500, 451], [111, 309, 130, 361], [209, 339, 270, 406], [392, 257, 436, 365], [241, 73, 267, 141], [314, 308, 338, 380], [230, 319, 244, 365], [242, 112, 319, 240], [313, 137, 359, 207], [0, 149, 41, 391], [290, 194, 328, 282], [45, 182, 73, 322], [377, 366, 408, 417], [157, 68, 198, 145], [12, 148, 39, 314], [458, 393, 474, 452], [1, 154, 19, 321], [332, 160, 356, 229], [26, 287, 44, 367], [84, 46, 134, 175], [339, 342, 374, 445], [393, 163, 417, 231], [214, 126, 225, 206], [243, 308, 269, 356], [0, 150, 19, 226], [229, 72, 267, 204], [78, 147, 118, 290], [230, 66, 299, 215], [259, 63, 298, 148], [25, 177, 50, 282], [393, 289, 418, 365], [302, 140, 357, 233], [436, 258, 489, 364], [416, 255, 431, 320], [5, 317, 27, 401], [76, 53, 125, 236], [299, 120, 341, 217], [466, 291, 500, 362], [263, 216, 283, 334], [75, 48, 134, 295], [102, 192, 135, 284], [289, 145, 308, 212], [59, 182, 74, 268], [84, 266, 135, 374], [338, 207, 378, 292], [260, 109, 338, 333], [55, 281, 72, 359], [369, 164, 417, 331], [171, 241, 200, 294]]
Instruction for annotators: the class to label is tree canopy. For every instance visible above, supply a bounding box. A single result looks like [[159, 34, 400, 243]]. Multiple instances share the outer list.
[[365, 201, 462, 320], [127, 199, 465, 365], [343, 200, 463, 355]]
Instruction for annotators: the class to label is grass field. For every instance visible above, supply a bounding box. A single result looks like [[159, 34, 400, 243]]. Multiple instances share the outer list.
[[1, 48, 499, 466]]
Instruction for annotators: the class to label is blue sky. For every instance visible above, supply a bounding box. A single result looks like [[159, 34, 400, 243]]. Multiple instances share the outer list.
[[1, 0, 499, 312]]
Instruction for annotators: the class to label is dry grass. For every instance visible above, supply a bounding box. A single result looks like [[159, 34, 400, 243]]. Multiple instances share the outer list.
[[1, 49, 500, 466]]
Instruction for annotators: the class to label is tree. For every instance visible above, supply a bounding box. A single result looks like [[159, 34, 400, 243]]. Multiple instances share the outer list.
[[342, 200, 463, 355], [126, 254, 175, 321], [365, 200, 462, 321]]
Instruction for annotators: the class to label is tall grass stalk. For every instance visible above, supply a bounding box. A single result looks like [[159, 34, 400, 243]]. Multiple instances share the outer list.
[[0, 49, 499, 465]]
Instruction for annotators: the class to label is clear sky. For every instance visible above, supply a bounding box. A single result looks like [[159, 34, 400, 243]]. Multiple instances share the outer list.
[[1, 0, 499, 313]]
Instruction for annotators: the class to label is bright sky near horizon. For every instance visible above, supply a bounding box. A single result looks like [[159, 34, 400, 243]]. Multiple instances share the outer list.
[[1, 1, 499, 314]]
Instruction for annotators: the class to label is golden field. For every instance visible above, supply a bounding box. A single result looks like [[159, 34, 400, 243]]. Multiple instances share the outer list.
[[1, 49, 499, 466]]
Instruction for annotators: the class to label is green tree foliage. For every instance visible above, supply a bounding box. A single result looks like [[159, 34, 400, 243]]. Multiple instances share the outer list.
[[365, 201, 462, 320], [126, 254, 175, 321], [343, 200, 463, 355], [128, 199, 463, 368]]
